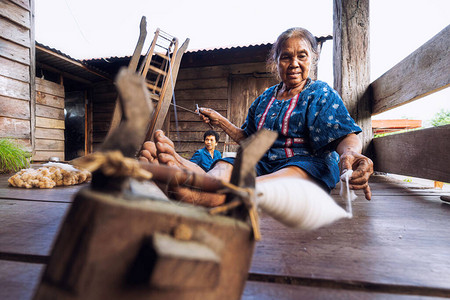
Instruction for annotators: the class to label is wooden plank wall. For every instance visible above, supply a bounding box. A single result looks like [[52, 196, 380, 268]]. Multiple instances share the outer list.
[[0, 0, 33, 151], [34, 77, 65, 161], [89, 63, 274, 159], [170, 62, 275, 159]]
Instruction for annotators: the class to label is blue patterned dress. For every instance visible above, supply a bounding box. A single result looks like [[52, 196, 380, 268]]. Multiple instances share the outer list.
[[219, 78, 361, 191]]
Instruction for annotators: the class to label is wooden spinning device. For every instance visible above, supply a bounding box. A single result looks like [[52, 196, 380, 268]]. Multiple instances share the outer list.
[[33, 30, 277, 298]]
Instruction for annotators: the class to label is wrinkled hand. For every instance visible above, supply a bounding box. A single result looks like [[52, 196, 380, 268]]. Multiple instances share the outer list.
[[196, 107, 222, 127], [339, 151, 374, 200]]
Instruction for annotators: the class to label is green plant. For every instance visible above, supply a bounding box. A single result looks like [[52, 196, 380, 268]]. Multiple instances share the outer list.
[[0, 138, 30, 173], [430, 109, 450, 127]]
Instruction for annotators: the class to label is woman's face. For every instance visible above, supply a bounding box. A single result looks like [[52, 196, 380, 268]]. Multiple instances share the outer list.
[[277, 37, 313, 89]]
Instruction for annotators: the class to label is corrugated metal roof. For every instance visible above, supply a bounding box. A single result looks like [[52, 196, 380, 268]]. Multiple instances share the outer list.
[[183, 42, 274, 53], [36, 42, 112, 84], [37, 36, 333, 78], [82, 36, 332, 64], [82, 36, 331, 62], [82, 43, 276, 72], [82, 42, 274, 63], [36, 42, 83, 63]]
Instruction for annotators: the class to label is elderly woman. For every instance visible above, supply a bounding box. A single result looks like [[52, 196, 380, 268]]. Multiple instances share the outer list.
[[140, 27, 373, 207]]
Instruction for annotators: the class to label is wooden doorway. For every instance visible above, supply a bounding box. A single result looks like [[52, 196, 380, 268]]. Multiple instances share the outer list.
[[64, 91, 86, 160]]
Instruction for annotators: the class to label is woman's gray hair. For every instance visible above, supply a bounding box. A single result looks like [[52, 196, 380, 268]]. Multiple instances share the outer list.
[[267, 27, 319, 78]]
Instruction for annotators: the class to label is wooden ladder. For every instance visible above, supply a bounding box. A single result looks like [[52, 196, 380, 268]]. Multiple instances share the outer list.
[[139, 28, 178, 109], [107, 17, 189, 144]]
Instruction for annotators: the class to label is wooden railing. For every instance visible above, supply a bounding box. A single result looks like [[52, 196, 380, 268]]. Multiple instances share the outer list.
[[370, 25, 450, 183]]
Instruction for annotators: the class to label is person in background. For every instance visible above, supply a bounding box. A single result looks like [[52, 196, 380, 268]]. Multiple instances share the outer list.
[[189, 130, 222, 172]]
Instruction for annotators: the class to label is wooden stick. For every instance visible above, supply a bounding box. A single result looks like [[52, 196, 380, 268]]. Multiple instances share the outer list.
[[150, 99, 198, 115], [106, 17, 148, 138], [208, 200, 241, 215], [138, 161, 227, 192]]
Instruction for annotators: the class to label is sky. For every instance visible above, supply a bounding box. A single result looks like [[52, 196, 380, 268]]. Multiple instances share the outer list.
[[35, 0, 449, 124]]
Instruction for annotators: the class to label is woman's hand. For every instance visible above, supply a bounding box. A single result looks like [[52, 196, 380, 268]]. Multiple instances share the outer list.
[[196, 107, 223, 126], [339, 151, 374, 200], [196, 107, 247, 143]]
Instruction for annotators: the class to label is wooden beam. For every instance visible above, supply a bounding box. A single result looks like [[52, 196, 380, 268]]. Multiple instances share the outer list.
[[0, 56, 30, 82], [36, 62, 92, 85], [371, 25, 450, 115], [35, 139, 64, 151], [36, 117, 65, 129], [35, 77, 65, 98], [0, 37, 30, 65], [33, 151, 64, 161], [0, 96, 30, 119], [0, 15, 30, 47], [0, 0, 31, 29], [373, 125, 450, 182], [9, 0, 31, 11], [0, 74, 30, 100], [175, 87, 228, 100], [36, 91, 64, 109], [36, 104, 64, 119], [35, 127, 64, 140], [0, 116, 30, 139], [333, 0, 372, 153], [177, 63, 268, 81]]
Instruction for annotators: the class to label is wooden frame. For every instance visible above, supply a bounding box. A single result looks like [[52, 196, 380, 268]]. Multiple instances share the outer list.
[[333, 1, 449, 182], [370, 26, 450, 180], [371, 25, 450, 115], [373, 124, 450, 182]]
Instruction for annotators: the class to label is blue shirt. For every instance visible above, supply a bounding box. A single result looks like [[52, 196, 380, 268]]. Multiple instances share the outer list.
[[221, 79, 361, 191], [190, 147, 222, 172]]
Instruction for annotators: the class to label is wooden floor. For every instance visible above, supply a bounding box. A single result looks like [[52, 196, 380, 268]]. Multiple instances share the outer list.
[[1, 173, 449, 299]]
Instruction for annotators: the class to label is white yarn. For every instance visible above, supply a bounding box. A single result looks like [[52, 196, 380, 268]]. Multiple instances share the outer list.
[[255, 178, 351, 230], [339, 169, 357, 217]]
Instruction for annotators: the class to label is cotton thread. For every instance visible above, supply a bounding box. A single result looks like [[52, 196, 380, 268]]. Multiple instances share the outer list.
[[340, 169, 357, 217]]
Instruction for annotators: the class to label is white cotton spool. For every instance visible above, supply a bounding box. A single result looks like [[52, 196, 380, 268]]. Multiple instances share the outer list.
[[255, 178, 351, 230]]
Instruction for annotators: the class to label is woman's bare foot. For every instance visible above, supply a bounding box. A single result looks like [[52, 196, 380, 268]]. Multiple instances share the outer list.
[[142, 130, 230, 207], [139, 141, 158, 164], [154, 130, 204, 173]]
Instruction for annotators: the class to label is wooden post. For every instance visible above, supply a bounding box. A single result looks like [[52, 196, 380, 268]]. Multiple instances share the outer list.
[[333, 0, 372, 154], [29, 0, 36, 157]]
